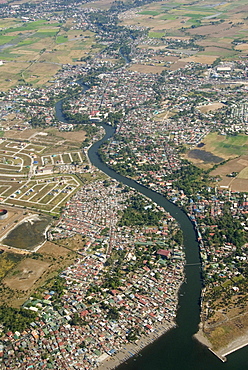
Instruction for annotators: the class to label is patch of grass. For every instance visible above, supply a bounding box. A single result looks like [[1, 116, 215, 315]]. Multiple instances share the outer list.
[[5, 20, 48, 33], [204, 133, 248, 157], [139, 11, 160, 16], [160, 15, 177, 20], [34, 31, 58, 38], [17, 38, 38, 46], [184, 13, 210, 19], [149, 31, 165, 38], [0, 253, 22, 279], [0, 52, 19, 60], [56, 35, 68, 43], [0, 35, 16, 45]]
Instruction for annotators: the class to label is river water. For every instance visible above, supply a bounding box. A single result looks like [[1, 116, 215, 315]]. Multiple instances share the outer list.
[[55, 95, 248, 370]]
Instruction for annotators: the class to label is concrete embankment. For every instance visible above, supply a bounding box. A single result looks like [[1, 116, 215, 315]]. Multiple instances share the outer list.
[[194, 328, 248, 363]]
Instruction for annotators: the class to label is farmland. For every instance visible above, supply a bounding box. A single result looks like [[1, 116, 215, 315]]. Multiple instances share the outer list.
[[0, 0, 247, 91], [0, 17, 99, 90], [196, 133, 248, 159], [121, 0, 248, 69]]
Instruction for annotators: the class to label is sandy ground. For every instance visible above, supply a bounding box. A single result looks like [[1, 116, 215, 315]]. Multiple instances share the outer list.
[[97, 321, 176, 369]]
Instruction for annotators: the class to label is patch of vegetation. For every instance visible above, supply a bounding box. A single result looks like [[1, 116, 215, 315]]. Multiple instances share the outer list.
[[0, 305, 37, 333], [118, 194, 163, 227], [56, 35, 68, 43], [139, 10, 160, 16], [149, 31, 165, 38]]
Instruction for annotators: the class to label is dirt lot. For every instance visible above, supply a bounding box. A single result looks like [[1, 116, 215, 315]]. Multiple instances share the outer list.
[[210, 155, 248, 191], [203, 300, 248, 352], [4, 129, 40, 140], [197, 102, 224, 113], [183, 55, 219, 65], [188, 22, 233, 37], [56, 129, 86, 142], [210, 156, 248, 177], [39, 240, 72, 257], [129, 63, 166, 74], [3, 258, 49, 291]]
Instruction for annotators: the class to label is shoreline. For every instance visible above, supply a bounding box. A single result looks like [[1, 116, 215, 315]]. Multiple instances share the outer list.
[[97, 320, 176, 370], [194, 328, 248, 363]]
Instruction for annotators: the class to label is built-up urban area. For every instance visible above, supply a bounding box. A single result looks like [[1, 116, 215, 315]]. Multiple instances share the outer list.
[[0, 0, 247, 367], [1, 179, 184, 369]]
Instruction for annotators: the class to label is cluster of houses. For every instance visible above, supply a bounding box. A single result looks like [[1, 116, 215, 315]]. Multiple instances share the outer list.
[[0, 180, 185, 369]]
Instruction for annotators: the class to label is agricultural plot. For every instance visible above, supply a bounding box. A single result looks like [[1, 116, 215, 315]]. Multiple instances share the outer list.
[[121, 0, 248, 63], [0, 20, 98, 89], [210, 155, 248, 192]]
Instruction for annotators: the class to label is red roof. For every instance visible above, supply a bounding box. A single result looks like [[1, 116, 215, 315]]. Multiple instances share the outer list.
[[157, 249, 171, 258]]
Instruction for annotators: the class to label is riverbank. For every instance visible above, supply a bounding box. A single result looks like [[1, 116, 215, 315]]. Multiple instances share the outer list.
[[194, 328, 248, 363], [97, 320, 176, 370]]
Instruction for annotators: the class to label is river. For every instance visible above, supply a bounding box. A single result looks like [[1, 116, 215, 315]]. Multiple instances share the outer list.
[[55, 92, 248, 370]]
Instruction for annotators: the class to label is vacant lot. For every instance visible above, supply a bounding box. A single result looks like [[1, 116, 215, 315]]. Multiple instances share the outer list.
[[210, 155, 248, 191], [197, 102, 224, 113], [39, 240, 72, 257], [129, 63, 166, 74], [3, 258, 49, 290]]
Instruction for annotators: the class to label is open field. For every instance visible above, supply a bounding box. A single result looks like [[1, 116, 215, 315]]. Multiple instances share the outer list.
[[3, 258, 49, 290], [200, 289, 248, 354], [186, 134, 248, 186], [196, 102, 224, 113], [129, 63, 166, 74], [203, 133, 248, 158], [0, 240, 76, 307], [188, 133, 248, 161], [209, 155, 248, 192]]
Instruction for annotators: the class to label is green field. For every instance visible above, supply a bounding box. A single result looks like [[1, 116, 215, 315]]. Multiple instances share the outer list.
[[160, 15, 177, 20], [149, 31, 165, 38], [56, 35, 68, 43], [4, 20, 57, 33], [139, 11, 160, 16], [203, 133, 248, 157], [35, 31, 58, 37], [0, 35, 16, 45]]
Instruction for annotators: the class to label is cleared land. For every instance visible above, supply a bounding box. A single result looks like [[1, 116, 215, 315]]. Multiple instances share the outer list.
[[3, 258, 49, 291], [196, 102, 224, 113], [210, 155, 248, 192], [0, 240, 76, 307], [129, 63, 166, 74]]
